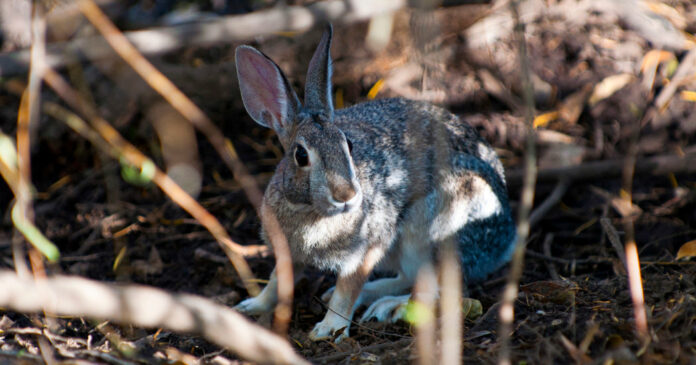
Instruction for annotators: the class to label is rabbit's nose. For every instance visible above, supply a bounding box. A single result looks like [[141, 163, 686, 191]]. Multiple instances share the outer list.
[[332, 186, 357, 203]]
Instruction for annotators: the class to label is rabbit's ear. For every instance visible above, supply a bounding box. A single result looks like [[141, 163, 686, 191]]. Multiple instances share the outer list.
[[304, 24, 334, 120], [236, 45, 300, 142]]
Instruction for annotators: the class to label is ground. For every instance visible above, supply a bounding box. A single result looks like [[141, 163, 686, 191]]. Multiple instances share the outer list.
[[0, 0, 695, 364]]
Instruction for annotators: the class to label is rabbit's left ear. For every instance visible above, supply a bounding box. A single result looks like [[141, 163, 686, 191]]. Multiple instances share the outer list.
[[304, 24, 334, 121]]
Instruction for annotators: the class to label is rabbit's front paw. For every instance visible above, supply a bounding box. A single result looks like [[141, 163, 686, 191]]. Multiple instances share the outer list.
[[360, 294, 410, 323], [309, 316, 350, 342], [234, 296, 273, 316]]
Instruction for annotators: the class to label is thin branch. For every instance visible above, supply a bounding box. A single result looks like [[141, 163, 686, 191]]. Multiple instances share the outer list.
[[440, 240, 462, 365], [12, 2, 58, 273], [621, 96, 650, 343], [41, 72, 260, 297], [414, 264, 437, 365], [75, 0, 295, 334], [528, 178, 569, 227], [0, 0, 407, 77], [624, 234, 648, 339], [0, 270, 309, 365], [498, 0, 537, 363]]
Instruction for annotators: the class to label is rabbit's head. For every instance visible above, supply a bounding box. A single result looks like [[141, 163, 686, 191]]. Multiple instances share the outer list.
[[236, 26, 362, 216]]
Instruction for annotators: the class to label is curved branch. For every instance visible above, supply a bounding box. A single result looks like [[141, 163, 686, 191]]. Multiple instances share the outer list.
[[0, 0, 407, 77], [0, 271, 308, 365]]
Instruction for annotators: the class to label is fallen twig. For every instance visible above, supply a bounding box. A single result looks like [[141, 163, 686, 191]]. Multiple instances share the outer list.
[[311, 338, 412, 363], [507, 152, 696, 187], [541, 234, 559, 281], [0, 0, 407, 77], [0, 270, 309, 365], [528, 178, 569, 227]]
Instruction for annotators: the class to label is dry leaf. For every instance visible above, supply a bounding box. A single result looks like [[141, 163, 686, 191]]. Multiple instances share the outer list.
[[367, 79, 385, 100], [640, 50, 676, 74], [610, 197, 642, 218], [132, 246, 165, 276], [461, 298, 483, 320], [0, 315, 15, 330], [559, 84, 593, 125], [537, 130, 575, 144], [681, 90, 696, 102], [165, 346, 202, 365], [589, 73, 635, 106], [590, 186, 643, 217], [676, 240, 696, 260], [606, 334, 625, 350], [644, 2, 687, 30], [533, 111, 559, 128], [520, 280, 579, 305]]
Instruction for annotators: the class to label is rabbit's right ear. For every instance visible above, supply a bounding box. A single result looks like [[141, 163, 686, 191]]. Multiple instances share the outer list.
[[236, 46, 300, 145]]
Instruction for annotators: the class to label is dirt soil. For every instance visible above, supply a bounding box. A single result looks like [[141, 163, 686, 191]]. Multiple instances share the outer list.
[[1, 0, 696, 364]]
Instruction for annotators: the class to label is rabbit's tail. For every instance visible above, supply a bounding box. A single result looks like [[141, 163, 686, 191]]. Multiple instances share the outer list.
[[452, 155, 516, 283], [458, 211, 516, 283]]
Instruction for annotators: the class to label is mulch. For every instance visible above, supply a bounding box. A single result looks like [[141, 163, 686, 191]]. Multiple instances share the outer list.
[[1, 0, 695, 363]]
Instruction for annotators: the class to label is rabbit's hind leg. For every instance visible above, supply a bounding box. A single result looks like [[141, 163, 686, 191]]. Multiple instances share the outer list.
[[358, 273, 413, 306], [359, 294, 412, 323], [359, 225, 429, 323], [320, 273, 412, 309]]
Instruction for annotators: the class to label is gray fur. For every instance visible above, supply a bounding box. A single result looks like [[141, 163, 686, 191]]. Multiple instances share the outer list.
[[234, 26, 516, 342]]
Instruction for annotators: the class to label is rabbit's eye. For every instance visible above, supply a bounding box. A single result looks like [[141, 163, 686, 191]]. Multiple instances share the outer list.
[[346, 138, 353, 154], [294, 145, 310, 167]]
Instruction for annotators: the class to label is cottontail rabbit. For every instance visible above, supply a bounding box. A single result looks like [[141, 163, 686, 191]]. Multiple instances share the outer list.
[[233, 25, 516, 342]]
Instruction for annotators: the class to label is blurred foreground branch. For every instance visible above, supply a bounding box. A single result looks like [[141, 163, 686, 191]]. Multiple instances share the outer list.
[[0, 0, 407, 76], [0, 270, 308, 365], [12, 4, 58, 270], [498, 0, 536, 362]]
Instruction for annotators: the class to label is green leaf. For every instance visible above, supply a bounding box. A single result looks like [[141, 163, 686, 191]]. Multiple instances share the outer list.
[[11, 204, 60, 262], [404, 300, 434, 325], [462, 297, 483, 320], [120, 157, 155, 186]]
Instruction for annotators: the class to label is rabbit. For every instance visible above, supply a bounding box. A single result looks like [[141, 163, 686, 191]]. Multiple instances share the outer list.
[[233, 24, 516, 343]]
